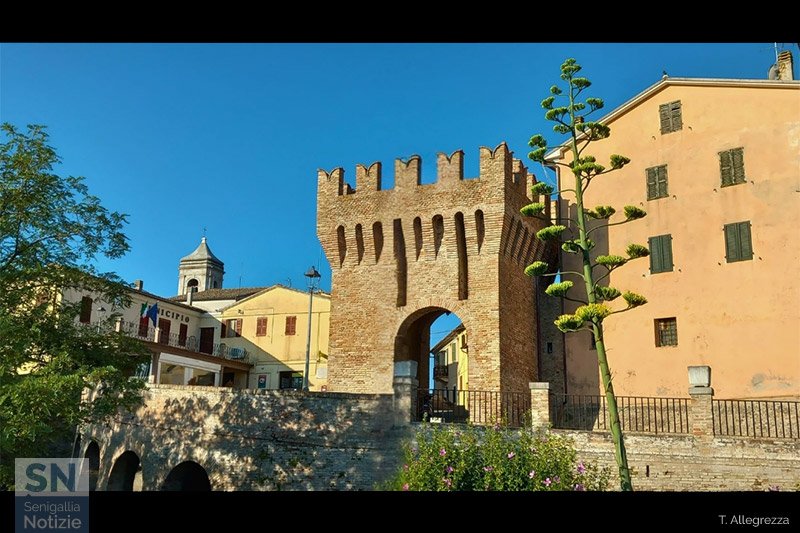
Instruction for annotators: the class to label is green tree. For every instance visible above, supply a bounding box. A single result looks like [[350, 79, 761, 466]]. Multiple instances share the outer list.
[[521, 59, 649, 491], [0, 123, 149, 488]]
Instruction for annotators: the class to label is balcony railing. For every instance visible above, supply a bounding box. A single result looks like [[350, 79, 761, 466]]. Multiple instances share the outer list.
[[433, 365, 449, 379], [119, 321, 250, 364]]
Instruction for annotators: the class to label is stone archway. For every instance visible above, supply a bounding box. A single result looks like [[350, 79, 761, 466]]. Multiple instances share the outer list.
[[107, 451, 141, 491], [84, 441, 100, 491], [161, 461, 211, 491]]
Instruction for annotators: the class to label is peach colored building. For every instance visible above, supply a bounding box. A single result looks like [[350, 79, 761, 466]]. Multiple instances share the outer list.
[[546, 53, 799, 400]]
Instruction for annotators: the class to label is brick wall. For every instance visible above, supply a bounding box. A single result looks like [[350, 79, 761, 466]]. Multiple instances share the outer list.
[[558, 430, 799, 491]]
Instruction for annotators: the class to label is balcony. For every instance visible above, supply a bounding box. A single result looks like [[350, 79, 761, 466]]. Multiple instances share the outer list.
[[119, 321, 251, 365], [433, 365, 449, 379]]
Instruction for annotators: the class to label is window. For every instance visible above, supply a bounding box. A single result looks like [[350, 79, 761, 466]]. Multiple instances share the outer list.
[[659, 100, 682, 134], [646, 165, 668, 200], [225, 318, 241, 338], [724, 221, 753, 263], [138, 315, 150, 337], [256, 316, 268, 337], [279, 371, 303, 390], [186, 279, 199, 293], [285, 316, 297, 336], [159, 318, 171, 345], [719, 147, 745, 187], [654, 318, 678, 347], [79, 296, 92, 323], [546, 341, 553, 354], [648, 234, 674, 273], [178, 323, 188, 347]]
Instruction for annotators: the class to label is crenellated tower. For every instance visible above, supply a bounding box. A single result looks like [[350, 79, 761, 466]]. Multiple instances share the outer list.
[[316, 142, 556, 394]]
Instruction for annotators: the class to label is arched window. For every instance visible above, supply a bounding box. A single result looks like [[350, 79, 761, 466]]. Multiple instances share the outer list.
[[187, 279, 199, 293]]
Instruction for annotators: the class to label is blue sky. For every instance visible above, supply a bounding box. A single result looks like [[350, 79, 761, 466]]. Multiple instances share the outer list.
[[1, 43, 792, 350]]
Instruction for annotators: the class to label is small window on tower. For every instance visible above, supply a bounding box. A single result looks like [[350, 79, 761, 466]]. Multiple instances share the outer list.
[[187, 279, 199, 293]]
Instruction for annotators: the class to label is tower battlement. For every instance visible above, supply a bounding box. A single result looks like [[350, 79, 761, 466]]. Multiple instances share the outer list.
[[317, 142, 534, 198]]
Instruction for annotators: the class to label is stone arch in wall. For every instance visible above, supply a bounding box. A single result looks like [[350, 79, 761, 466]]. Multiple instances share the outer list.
[[106, 451, 142, 491], [84, 441, 101, 491], [161, 461, 211, 491]]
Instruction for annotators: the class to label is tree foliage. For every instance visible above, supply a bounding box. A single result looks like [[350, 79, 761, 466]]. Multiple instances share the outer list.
[[521, 59, 649, 491], [0, 123, 149, 488]]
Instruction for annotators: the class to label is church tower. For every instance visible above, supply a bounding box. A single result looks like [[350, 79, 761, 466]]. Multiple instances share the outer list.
[[177, 237, 225, 295]]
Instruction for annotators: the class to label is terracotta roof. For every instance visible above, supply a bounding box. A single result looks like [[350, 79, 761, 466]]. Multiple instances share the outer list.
[[180, 237, 223, 266], [170, 287, 267, 303]]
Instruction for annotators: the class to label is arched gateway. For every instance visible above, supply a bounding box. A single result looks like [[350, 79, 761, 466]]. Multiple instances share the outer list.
[[317, 143, 556, 394]]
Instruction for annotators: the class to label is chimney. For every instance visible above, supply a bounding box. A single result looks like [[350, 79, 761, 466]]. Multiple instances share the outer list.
[[187, 289, 194, 306], [777, 50, 794, 81], [133, 279, 144, 291]]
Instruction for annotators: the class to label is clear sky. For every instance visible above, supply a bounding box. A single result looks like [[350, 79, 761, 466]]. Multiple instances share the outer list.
[[1, 42, 792, 352]]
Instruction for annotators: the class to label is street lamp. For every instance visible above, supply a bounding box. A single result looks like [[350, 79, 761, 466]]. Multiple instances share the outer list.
[[302, 266, 321, 391]]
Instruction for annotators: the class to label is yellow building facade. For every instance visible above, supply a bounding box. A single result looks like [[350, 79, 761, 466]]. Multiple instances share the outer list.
[[546, 63, 799, 399], [218, 286, 330, 391], [431, 324, 469, 392]]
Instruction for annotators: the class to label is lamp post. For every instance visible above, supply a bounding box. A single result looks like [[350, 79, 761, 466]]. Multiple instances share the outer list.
[[303, 266, 321, 391]]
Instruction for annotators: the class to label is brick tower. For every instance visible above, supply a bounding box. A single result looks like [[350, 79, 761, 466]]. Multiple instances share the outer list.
[[316, 142, 555, 394]]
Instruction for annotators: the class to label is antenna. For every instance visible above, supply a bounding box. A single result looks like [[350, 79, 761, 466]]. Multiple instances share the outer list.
[[203, 226, 207, 238]]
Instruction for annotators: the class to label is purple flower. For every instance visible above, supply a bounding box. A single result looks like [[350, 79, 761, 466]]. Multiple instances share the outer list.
[[577, 462, 586, 475], [445, 465, 454, 473], [483, 466, 494, 472], [573, 483, 586, 491], [439, 448, 447, 457], [507, 452, 515, 459], [442, 478, 452, 488], [553, 476, 560, 484], [402, 483, 409, 491], [543, 477, 552, 487], [528, 470, 536, 479]]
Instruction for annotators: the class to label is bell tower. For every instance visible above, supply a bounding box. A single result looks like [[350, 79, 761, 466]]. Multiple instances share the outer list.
[[177, 237, 225, 295]]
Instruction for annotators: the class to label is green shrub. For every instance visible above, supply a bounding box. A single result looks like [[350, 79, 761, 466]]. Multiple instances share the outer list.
[[385, 425, 609, 491]]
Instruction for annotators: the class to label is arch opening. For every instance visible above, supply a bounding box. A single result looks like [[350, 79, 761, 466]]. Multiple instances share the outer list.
[[395, 307, 468, 423], [84, 441, 100, 491], [107, 451, 141, 491], [161, 461, 211, 491]]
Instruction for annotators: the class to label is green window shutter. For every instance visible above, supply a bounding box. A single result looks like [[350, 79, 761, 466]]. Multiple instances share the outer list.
[[657, 165, 668, 197], [646, 167, 658, 199], [720, 150, 733, 186], [648, 236, 661, 272], [659, 103, 671, 134], [649, 235, 673, 273], [724, 223, 740, 261], [738, 221, 753, 260], [661, 235, 673, 272], [731, 148, 745, 184], [670, 101, 682, 131]]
